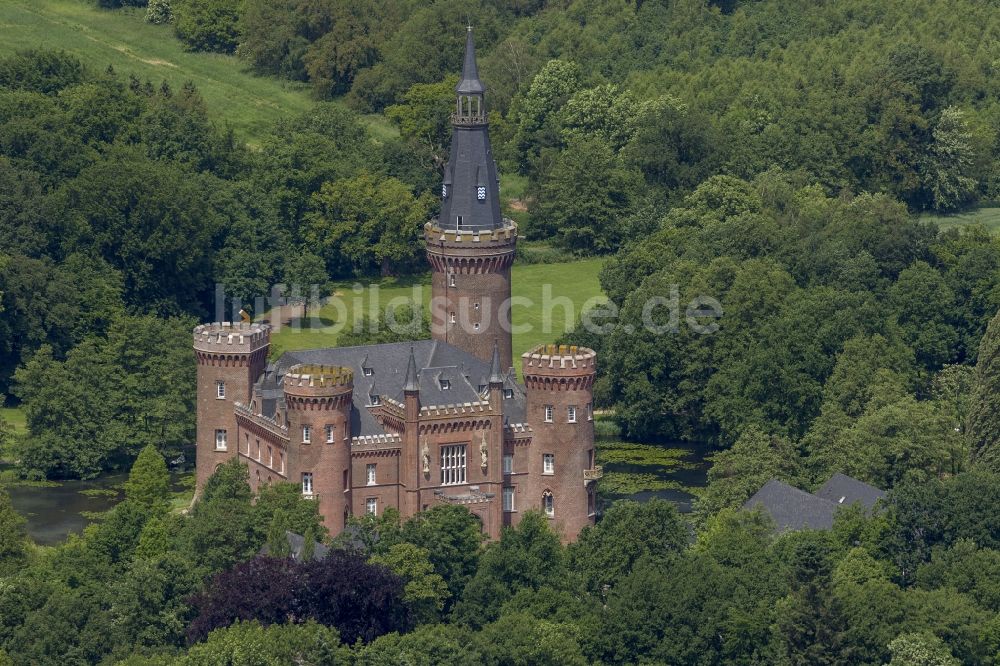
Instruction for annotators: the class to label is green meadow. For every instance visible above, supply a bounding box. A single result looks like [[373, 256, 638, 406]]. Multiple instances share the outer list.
[[920, 206, 1000, 234], [0, 0, 396, 144], [1, 407, 25, 434], [269, 258, 607, 362]]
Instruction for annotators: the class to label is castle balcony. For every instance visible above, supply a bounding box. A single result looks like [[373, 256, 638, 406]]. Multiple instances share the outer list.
[[583, 465, 603, 486]]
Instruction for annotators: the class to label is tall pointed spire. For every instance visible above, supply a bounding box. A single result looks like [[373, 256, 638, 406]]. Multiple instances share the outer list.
[[404, 346, 420, 392], [488, 338, 504, 385], [456, 26, 485, 95]]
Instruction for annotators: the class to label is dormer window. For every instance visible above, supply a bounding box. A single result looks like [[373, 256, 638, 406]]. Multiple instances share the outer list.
[[477, 186, 486, 200], [442, 184, 449, 198], [504, 388, 514, 399], [440, 379, 451, 390], [363, 367, 373, 377], [370, 394, 381, 406], [457, 215, 464, 228], [478, 384, 487, 393]]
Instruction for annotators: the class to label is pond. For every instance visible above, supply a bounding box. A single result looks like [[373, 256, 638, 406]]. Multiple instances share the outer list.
[[594, 419, 712, 515], [3, 467, 193, 546]]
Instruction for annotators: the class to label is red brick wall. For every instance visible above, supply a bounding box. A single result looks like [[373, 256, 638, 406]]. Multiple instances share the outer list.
[[520, 347, 597, 542], [194, 324, 268, 493]]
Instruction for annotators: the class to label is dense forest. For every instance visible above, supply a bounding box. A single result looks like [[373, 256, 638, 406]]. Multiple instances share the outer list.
[[4, 0, 1000, 662]]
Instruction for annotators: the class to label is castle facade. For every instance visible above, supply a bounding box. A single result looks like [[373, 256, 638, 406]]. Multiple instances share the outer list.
[[193, 29, 601, 541]]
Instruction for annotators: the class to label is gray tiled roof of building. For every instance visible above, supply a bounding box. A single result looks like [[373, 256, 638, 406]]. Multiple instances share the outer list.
[[743, 474, 886, 533], [743, 479, 839, 532], [814, 472, 886, 510], [255, 339, 528, 437]]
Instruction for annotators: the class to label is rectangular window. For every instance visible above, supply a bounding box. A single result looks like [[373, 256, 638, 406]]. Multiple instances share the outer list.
[[503, 486, 515, 512], [449, 312, 456, 324], [543, 453, 554, 475], [256, 439, 261, 461], [544, 405, 554, 422], [587, 402, 593, 421], [268, 446, 273, 468], [503, 454, 513, 474], [568, 406, 577, 423], [449, 273, 457, 287], [301, 472, 313, 496], [504, 388, 514, 399], [366, 463, 377, 486], [216, 381, 226, 399], [440, 378, 451, 390], [279, 452, 285, 474], [543, 493, 554, 517], [214, 429, 227, 450], [363, 367, 373, 376], [366, 497, 377, 515], [325, 424, 335, 443], [370, 393, 381, 406], [441, 444, 467, 485]]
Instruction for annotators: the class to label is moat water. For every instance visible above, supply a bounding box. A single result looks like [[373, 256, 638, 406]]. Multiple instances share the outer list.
[[3, 466, 192, 546], [5, 443, 710, 546]]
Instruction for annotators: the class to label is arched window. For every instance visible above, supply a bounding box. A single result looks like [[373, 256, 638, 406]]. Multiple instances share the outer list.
[[542, 490, 554, 517]]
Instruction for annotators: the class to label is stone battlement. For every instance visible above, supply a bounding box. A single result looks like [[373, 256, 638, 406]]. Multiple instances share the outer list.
[[424, 219, 517, 246], [284, 364, 353, 388], [522, 344, 596, 371], [193, 322, 270, 353]]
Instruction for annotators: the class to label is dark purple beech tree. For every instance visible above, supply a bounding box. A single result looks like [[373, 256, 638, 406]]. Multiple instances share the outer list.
[[187, 555, 299, 643], [298, 550, 409, 644], [187, 550, 408, 645]]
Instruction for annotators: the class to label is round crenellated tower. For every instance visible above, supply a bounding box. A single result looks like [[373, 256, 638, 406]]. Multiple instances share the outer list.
[[521, 344, 598, 541], [425, 220, 517, 369], [283, 364, 354, 533], [194, 322, 270, 492]]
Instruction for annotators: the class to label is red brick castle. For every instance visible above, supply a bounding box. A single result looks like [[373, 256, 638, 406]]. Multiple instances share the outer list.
[[193, 29, 601, 541]]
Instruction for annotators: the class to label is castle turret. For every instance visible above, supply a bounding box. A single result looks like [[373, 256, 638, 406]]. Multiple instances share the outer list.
[[283, 364, 354, 533], [521, 344, 599, 540], [427, 26, 516, 369], [194, 322, 270, 491]]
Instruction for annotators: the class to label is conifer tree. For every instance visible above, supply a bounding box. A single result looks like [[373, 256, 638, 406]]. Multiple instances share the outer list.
[[301, 522, 318, 562], [266, 510, 291, 558], [968, 310, 1000, 469], [124, 444, 171, 514]]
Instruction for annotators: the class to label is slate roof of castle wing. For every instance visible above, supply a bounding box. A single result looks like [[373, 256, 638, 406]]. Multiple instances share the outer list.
[[255, 339, 527, 437]]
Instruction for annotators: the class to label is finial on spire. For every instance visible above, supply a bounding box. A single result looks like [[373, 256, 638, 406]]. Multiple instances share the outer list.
[[488, 338, 504, 385], [456, 26, 485, 95], [404, 345, 420, 392]]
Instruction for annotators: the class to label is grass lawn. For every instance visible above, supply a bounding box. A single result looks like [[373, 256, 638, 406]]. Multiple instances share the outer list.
[[1, 407, 26, 434], [269, 258, 608, 364], [920, 207, 1000, 234], [0, 0, 396, 144]]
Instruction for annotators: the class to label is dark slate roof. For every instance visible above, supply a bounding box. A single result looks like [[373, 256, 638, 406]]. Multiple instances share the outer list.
[[259, 531, 329, 562], [743, 474, 887, 533], [256, 339, 529, 437], [438, 29, 503, 232], [456, 27, 485, 94], [743, 479, 838, 532], [814, 473, 886, 510]]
